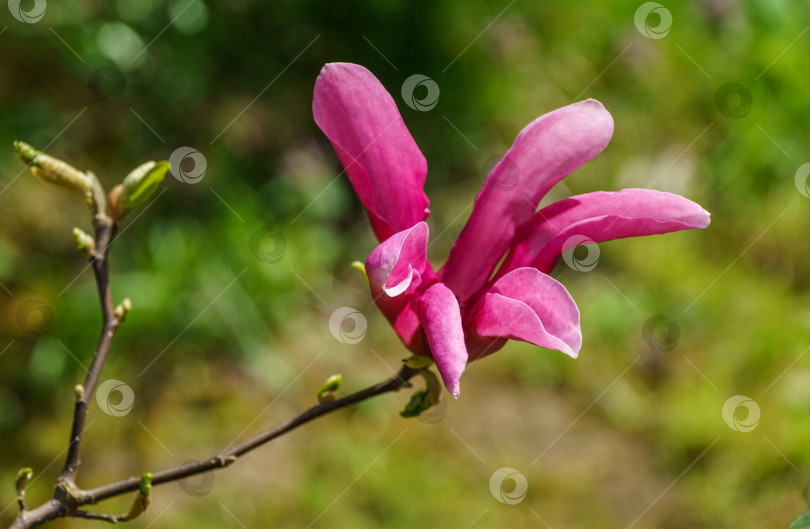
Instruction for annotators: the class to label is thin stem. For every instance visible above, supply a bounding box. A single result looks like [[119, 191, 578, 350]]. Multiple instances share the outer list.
[[59, 218, 119, 483], [83, 363, 418, 503], [8, 364, 422, 529]]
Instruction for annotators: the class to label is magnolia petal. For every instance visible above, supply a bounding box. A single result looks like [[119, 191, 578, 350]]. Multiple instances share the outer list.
[[471, 268, 581, 359], [313, 63, 430, 242], [366, 223, 433, 352], [366, 222, 430, 296], [442, 99, 614, 301], [502, 189, 711, 274], [417, 282, 468, 398]]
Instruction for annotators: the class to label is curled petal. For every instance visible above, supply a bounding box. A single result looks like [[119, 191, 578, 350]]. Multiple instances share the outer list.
[[313, 63, 430, 242], [502, 189, 711, 274], [366, 222, 429, 296], [366, 223, 433, 352], [470, 268, 581, 359], [417, 282, 468, 398], [442, 99, 614, 300]]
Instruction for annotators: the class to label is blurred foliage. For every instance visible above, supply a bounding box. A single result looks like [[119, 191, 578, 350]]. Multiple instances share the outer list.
[[1, 0, 809, 528]]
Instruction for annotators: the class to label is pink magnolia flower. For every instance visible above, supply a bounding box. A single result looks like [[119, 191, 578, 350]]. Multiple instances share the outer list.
[[313, 62, 710, 398]]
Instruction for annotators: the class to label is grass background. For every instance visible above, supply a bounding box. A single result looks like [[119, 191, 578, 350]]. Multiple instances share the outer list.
[[0, 0, 808, 527]]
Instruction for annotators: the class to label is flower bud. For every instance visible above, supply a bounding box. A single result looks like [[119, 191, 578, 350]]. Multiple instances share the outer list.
[[114, 298, 132, 322], [110, 160, 169, 221], [13, 141, 93, 204], [317, 374, 343, 403], [72, 227, 96, 259]]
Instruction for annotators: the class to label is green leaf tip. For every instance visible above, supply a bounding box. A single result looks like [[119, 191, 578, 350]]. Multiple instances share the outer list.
[[317, 374, 343, 403], [351, 261, 369, 285], [13, 141, 41, 165]]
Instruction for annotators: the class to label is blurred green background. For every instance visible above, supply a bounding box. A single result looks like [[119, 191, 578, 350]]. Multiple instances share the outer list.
[[1, 0, 809, 528]]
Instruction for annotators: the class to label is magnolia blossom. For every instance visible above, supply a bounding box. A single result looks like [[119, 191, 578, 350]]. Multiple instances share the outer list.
[[313, 62, 710, 397]]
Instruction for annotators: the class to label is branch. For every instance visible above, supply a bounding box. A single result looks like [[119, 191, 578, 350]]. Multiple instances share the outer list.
[[8, 363, 422, 529], [59, 217, 119, 483], [83, 363, 419, 503]]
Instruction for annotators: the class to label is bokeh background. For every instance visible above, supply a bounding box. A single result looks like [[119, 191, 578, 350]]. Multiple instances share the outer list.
[[1, 0, 809, 527]]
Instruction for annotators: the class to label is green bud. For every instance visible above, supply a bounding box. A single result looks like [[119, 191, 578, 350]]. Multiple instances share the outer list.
[[14, 468, 33, 494], [13, 141, 93, 203], [123, 161, 169, 210], [122, 472, 153, 521], [139, 472, 153, 499], [72, 227, 96, 258], [351, 261, 369, 285], [114, 298, 132, 322], [110, 160, 169, 221], [317, 374, 343, 403], [13, 141, 39, 165]]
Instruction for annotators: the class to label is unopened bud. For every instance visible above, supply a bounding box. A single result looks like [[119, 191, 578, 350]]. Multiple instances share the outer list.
[[14, 141, 93, 204], [72, 228, 96, 259], [111, 160, 169, 221], [114, 298, 132, 322], [317, 374, 342, 403]]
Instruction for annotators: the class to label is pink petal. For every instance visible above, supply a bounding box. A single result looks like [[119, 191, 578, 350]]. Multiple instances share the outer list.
[[417, 282, 468, 398], [366, 223, 434, 352], [313, 63, 430, 242], [502, 189, 711, 274], [441, 99, 614, 301], [469, 268, 581, 360]]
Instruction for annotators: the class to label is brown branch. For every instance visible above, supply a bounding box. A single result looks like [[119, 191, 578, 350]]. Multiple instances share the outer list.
[[59, 217, 119, 484], [8, 363, 422, 529]]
